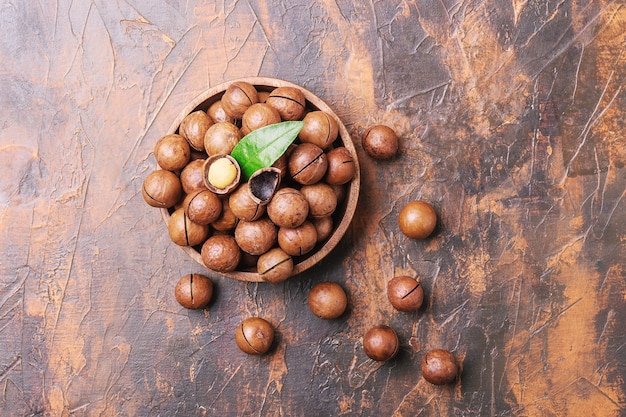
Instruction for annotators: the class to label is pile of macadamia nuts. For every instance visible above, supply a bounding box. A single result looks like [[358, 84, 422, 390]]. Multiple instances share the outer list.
[[142, 81, 357, 284]]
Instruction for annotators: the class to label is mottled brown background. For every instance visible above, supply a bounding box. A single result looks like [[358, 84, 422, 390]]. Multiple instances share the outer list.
[[1, 1, 625, 416]]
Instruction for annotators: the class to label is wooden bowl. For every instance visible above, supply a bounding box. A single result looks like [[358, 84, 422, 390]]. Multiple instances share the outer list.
[[160, 77, 360, 282]]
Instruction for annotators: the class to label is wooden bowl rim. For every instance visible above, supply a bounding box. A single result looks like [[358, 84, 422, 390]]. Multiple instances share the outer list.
[[160, 77, 360, 282]]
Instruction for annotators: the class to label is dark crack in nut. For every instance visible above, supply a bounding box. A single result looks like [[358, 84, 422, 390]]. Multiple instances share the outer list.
[[257, 248, 294, 284]]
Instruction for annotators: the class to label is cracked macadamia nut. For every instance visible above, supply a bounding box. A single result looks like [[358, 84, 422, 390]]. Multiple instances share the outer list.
[[221, 81, 259, 119], [278, 221, 317, 256], [142, 170, 182, 208], [235, 317, 274, 355], [266, 86, 306, 121], [180, 110, 212, 151], [183, 190, 222, 225], [248, 168, 281, 205], [288, 143, 328, 185], [175, 273, 213, 309], [307, 282, 348, 319], [363, 325, 399, 362], [398, 200, 437, 239], [167, 208, 210, 247], [229, 183, 265, 222], [421, 349, 459, 385], [257, 248, 293, 283], [298, 111, 338, 149], [325, 147, 356, 185], [387, 276, 424, 312], [267, 187, 309, 228], [362, 125, 399, 159], [203, 155, 241, 195]]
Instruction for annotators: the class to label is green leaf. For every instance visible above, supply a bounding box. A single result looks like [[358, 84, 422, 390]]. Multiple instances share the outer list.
[[231, 121, 305, 180]]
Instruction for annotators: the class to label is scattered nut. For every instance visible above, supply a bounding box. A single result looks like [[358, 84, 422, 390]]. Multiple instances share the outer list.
[[421, 349, 459, 385], [307, 282, 348, 319], [363, 325, 399, 362], [398, 200, 437, 239], [387, 276, 424, 312], [362, 125, 399, 159], [235, 317, 275, 355], [175, 273, 213, 309]]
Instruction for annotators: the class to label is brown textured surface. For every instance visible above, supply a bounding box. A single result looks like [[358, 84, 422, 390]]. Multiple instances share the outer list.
[[1, 1, 625, 416]]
